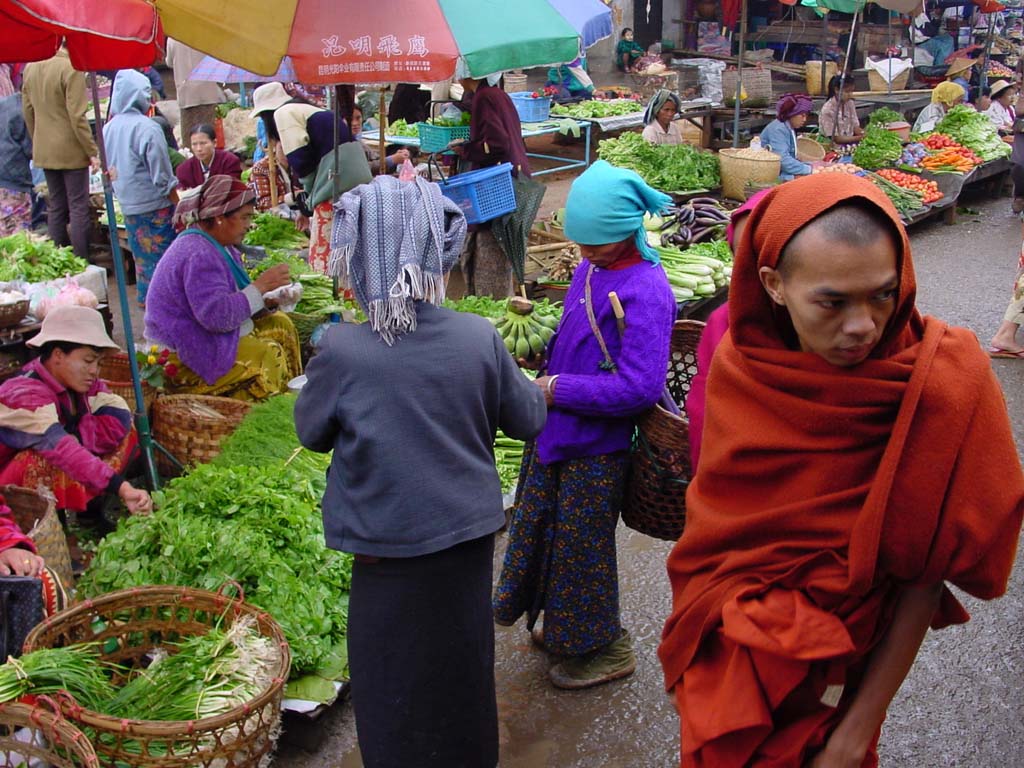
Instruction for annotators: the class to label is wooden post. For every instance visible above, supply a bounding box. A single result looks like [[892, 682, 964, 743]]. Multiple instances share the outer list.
[[732, 0, 747, 148], [266, 139, 280, 208], [821, 10, 829, 96]]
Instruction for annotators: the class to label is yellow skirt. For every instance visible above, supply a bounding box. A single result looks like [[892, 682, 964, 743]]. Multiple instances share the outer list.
[[167, 313, 302, 402]]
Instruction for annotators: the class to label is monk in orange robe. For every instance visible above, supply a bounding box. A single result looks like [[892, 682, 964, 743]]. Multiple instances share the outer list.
[[659, 173, 1024, 768]]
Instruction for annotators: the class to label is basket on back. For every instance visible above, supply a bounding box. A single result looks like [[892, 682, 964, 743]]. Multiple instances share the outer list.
[[621, 320, 705, 541]]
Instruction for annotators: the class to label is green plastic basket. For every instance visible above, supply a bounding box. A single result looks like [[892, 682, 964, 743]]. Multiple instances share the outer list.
[[417, 122, 471, 153]]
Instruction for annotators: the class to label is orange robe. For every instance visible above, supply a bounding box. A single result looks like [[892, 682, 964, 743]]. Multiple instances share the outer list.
[[658, 174, 1024, 768]]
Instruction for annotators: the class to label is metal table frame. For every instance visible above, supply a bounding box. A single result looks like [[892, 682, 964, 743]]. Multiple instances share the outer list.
[[362, 119, 592, 178]]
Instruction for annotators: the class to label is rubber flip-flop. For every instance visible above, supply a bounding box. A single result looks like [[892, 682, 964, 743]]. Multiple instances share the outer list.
[[987, 346, 1024, 359]]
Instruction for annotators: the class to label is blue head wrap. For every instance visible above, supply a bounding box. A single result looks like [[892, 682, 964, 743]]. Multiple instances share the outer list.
[[562, 160, 672, 264]]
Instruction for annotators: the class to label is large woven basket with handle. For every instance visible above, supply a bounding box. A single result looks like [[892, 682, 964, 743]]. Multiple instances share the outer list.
[[621, 320, 705, 541], [99, 352, 157, 416], [24, 585, 290, 768]]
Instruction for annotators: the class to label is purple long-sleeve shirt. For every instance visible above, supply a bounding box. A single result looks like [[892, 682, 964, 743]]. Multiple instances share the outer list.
[[144, 231, 260, 385], [538, 259, 676, 464]]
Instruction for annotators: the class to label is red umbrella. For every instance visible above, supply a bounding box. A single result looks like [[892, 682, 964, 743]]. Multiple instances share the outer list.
[[0, 0, 164, 68]]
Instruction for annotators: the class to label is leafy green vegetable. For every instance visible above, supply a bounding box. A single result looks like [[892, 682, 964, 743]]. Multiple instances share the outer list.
[[0, 233, 89, 282], [79, 460, 351, 677], [597, 132, 720, 192], [243, 213, 309, 249], [551, 100, 643, 119], [867, 107, 904, 127], [386, 119, 421, 137], [852, 126, 903, 170], [935, 105, 1012, 161], [679, 239, 733, 265], [243, 249, 309, 279]]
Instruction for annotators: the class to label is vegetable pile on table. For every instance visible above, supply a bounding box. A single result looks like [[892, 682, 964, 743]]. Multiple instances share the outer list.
[[875, 169, 943, 204], [812, 163, 863, 174], [935, 105, 1012, 161], [243, 213, 309, 250], [79, 396, 351, 685], [385, 118, 421, 138], [645, 197, 731, 250], [898, 142, 928, 168], [0, 233, 89, 283], [494, 431, 524, 492], [654, 239, 732, 302], [867, 107, 904, 127], [852, 125, 903, 170], [597, 132, 721, 192], [866, 171, 926, 216], [551, 100, 643, 119]]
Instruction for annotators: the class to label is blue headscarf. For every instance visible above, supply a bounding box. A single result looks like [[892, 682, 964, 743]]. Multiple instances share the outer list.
[[563, 160, 672, 264]]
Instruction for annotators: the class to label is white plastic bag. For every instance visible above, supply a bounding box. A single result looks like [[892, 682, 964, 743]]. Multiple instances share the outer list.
[[32, 278, 98, 319], [263, 282, 304, 314]]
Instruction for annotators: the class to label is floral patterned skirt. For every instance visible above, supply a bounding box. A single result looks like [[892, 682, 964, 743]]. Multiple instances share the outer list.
[[124, 206, 176, 306], [309, 201, 333, 274], [0, 430, 139, 513], [493, 442, 629, 657], [0, 188, 31, 237]]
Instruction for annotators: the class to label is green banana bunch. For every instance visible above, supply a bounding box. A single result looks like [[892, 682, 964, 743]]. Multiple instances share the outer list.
[[493, 297, 558, 362]]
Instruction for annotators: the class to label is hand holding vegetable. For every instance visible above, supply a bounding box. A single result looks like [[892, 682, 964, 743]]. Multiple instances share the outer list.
[[119, 482, 152, 514], [253, 263, 292, 295]]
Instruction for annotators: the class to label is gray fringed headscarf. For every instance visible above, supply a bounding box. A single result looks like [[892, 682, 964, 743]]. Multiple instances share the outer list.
[[643, 88, 680, 125], [328, 176, 467, 344]]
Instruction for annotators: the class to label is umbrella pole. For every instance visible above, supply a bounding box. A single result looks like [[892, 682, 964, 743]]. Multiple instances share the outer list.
[[88, 73, 160, 491], [981, 15, 996, 93], [267, 138, 280, 208], [821, 11, 828, 97], [732, 0, 747, 148], [379, 89, 387, 176]]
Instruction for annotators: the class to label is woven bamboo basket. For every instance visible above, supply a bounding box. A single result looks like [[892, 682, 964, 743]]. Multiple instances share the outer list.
[[621, 320, 705, 541], [503, 72, 528, 93], [718, 147, 781, 201], [24, 585, 290, 768], [151, 395, 251, 477], [99, 353, 157, 416], [0, 701, 99, 768], [2, 484, 73, 589], [0, 301, 29, 330], [796, 136, 826, 162], [721, 67, 773, 108], [868, 68, 911, 92], [804, 60, 838, 96]]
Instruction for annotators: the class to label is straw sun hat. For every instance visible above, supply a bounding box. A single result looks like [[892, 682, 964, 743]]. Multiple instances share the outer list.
[[250, 82, 292, 117], [945, 57, 976, 78], [27, 306, 119, 350], [990, 79, 1015, 99]]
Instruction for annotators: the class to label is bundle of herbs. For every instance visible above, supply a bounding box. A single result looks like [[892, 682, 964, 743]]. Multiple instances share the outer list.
[[597, 132, 721, 192], [0, 233, 89, 283]]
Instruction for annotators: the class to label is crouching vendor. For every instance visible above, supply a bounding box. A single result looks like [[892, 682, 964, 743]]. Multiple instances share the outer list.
[[0, 306, 151, 516], [144, 175, 302, 402]]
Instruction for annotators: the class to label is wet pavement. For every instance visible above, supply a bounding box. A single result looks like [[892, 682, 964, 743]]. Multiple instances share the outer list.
[[106, 194, 1022, 767]]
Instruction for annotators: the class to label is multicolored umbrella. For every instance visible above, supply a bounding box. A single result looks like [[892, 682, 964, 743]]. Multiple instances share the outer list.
[[189, 55, 298, 83], [156, 0, 608, 83], [0, 0, 162, 68]]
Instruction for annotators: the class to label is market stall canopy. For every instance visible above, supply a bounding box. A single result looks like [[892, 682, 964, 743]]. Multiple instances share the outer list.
[[0, 0, 163, 69], [155, 0, 600, 83], [549, 0, 613, 50], [189, 55, 298, 83]]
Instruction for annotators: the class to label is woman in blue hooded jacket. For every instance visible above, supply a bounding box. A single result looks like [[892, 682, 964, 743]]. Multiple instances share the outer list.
[[103, 69, 178, 306], [759, 93, 814, 181]]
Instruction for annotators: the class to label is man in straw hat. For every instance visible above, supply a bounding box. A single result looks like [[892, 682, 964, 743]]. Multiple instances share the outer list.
[[0, 306, 151, 520]]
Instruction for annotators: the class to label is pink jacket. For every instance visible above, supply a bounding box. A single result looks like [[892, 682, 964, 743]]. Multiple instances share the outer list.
[[0, 359, 132, 495]]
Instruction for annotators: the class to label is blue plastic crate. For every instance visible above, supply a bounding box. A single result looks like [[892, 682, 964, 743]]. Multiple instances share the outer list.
[[417, 122, 470, 153], [509, 92, 551, 123], [441, 163, 517, 225]]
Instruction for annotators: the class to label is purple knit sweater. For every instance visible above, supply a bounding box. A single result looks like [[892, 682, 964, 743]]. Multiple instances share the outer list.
[[143, 231, 254, 385], [539, 259, 676, 464]]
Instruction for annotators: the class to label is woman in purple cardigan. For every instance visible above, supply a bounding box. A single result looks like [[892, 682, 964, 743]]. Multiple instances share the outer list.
[[493, 161, 676, 690], [143, 175, 301, 401], [175, 124, 242, 190]]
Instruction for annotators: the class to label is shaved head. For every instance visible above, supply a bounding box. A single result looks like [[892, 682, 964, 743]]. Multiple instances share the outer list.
[[779, 203, 900, 276]]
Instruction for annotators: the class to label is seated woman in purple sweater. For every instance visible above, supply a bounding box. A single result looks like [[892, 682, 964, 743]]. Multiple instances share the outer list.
[[493, 160, 676, 690], [143, 175, 301, 401]]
